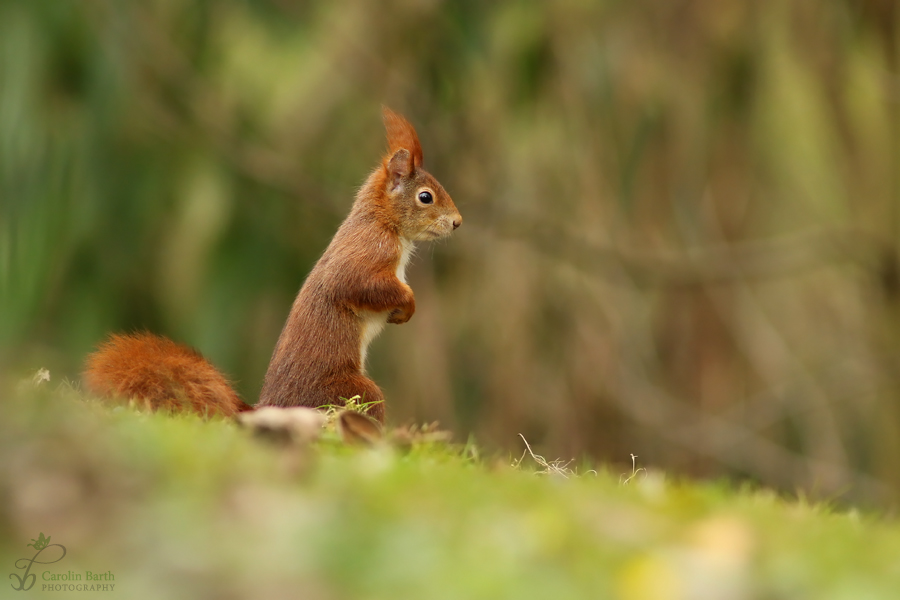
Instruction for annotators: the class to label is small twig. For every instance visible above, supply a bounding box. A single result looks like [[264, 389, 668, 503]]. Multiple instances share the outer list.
[[515, 434, 573, 478], [619, 453, 646, 485]]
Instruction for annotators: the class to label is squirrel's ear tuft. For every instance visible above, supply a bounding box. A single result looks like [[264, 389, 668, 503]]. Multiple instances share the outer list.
[[386, 148, 414, 189], [382, 106, 423, 169]]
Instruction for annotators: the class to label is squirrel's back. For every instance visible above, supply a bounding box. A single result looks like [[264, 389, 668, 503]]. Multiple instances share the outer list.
[[84, 333, 250, 417]]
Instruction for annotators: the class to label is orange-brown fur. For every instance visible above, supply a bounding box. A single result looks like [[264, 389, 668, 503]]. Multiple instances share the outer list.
[[258, 108, 461, 422], [83, 108, 461, 423], [84, 333, 250, 417]]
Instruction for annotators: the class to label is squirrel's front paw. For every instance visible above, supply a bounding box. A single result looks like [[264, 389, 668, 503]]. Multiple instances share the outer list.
[[388, 308, 412, 325], [387, 308, 412, 324]]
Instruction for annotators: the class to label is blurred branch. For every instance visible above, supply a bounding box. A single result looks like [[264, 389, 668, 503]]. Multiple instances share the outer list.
[[476, 221, 887, 286], [611, 367, 891, 504]]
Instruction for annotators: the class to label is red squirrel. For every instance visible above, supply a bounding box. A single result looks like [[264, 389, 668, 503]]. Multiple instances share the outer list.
[[84, 108, 461, 423]]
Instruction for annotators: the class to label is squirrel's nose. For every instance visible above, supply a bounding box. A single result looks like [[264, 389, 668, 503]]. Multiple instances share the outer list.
[[452, 216, 462, 230]]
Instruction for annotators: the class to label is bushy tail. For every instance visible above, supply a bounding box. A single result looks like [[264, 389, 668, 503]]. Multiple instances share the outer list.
[[84, 333, 251, 417]]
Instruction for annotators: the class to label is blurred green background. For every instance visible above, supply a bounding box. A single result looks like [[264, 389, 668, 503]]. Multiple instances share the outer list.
[[4, 0, 900, 505]]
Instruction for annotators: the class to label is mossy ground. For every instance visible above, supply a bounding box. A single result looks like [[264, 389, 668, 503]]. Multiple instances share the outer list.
[[2, 380, 899, 600]]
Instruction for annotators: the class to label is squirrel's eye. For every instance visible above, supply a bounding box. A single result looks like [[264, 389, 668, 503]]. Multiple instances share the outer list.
[[417, 191, 433, 204]]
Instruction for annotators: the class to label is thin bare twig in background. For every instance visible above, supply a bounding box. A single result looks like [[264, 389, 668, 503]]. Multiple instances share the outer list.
[[475, 221, 887, 286]]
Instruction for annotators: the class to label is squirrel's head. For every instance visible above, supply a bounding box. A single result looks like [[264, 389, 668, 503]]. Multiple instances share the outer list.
[[380, 107, 462, 241]]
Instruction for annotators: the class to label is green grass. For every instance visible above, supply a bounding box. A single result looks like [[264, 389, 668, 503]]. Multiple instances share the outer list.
[[2, 380, 900, 600]]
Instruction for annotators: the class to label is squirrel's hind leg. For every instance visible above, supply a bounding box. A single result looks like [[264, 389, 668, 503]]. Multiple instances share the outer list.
[[324, 374, 385, 423]]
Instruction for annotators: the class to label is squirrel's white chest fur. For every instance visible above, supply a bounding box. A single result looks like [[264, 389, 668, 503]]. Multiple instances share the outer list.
[[358, 238, 415, 371]]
